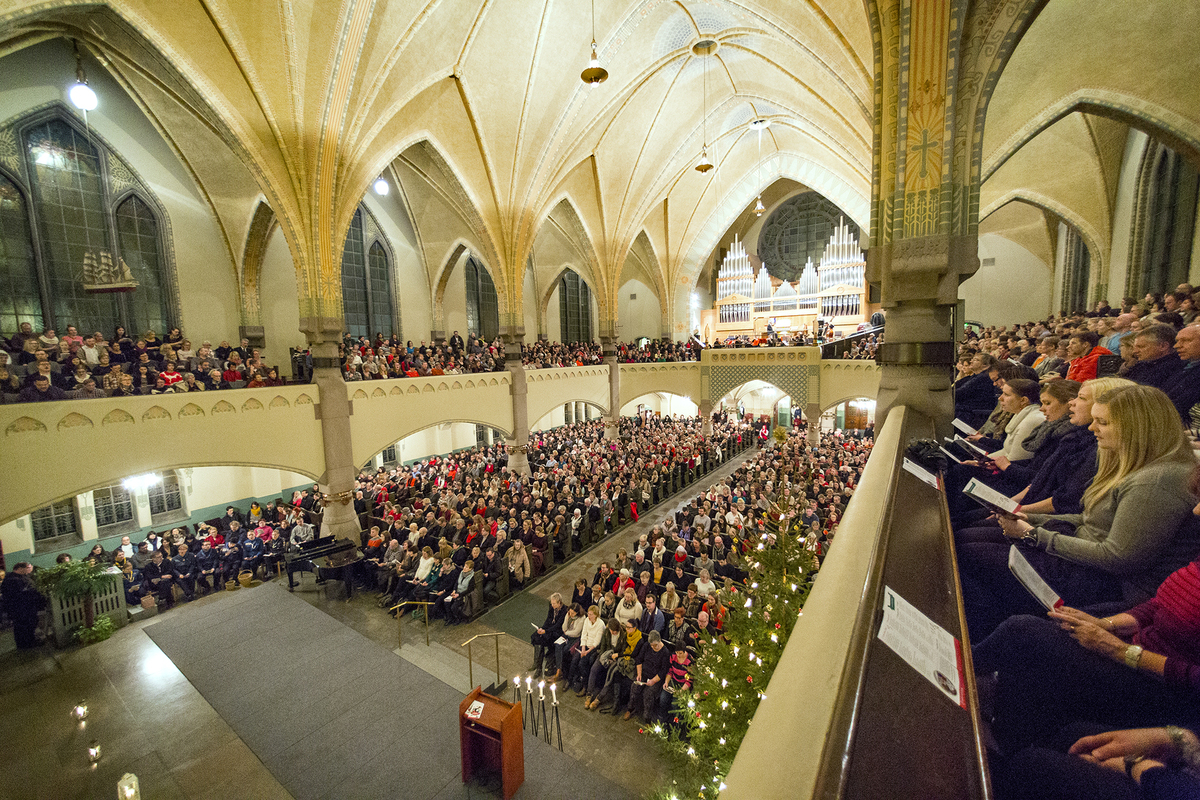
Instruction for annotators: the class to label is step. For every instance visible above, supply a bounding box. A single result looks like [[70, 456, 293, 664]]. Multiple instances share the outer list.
[[394, 641, 502, 695]]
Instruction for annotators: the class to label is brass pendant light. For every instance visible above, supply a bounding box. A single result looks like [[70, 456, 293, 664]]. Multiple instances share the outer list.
[[695, 49, 713, 173], [580, 0, 608, 87]]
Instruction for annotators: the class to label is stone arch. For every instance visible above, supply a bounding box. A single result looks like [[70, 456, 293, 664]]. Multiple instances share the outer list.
[[240, 200, 277, 327], [359, 418, 515, 468], [530, 400, 609, 431], [618, 230, 669, 338], [983, 94, 1200, 187], [980, 193, 1106, 282]]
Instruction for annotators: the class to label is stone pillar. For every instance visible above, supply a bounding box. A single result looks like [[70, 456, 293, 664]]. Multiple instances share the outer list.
[[872, 299, 956, 436], [601, 337, 620, 440], [700, 398, 713, 436], [575, 401, 584, 423], [502, 325, 532, 476], [564, 402, 574, 424], [805, 403, 822, 447], [302, 321, 360, 540]]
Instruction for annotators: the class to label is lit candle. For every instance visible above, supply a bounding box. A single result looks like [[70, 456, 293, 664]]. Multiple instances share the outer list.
[[537, 680, 545, 700], [513, 676, 520, 688], [550, 682, 557, 704], [72, 701, 88, 721], [525, 675, 533, 692]]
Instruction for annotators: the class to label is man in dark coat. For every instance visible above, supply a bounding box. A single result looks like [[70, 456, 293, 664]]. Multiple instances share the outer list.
[[1, 563, 44, 648], [529, 592, 567, 677]]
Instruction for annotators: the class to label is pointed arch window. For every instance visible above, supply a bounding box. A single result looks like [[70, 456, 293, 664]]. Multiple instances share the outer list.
[[465, 257, 499, 340], [340, 206, 396, 339], [559, 269, 592, 342], [0, 174, 40, 335], [1, 114, 175, 337], [1142, 148, 1198, 295]]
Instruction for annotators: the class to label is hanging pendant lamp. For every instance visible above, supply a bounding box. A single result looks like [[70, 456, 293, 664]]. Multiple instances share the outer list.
[[580, 0, 608, 87], [695, 50, 712, 173], [754, 196, 765, 216], [69, 41, 98, 111]]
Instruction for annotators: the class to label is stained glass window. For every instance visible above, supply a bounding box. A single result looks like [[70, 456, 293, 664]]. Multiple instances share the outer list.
[[340, 206, 396, 339], [0, 174, 41, 335], [465, 257, 499, 341], [758, 193, 858, 283], [2, 113, 175, 339], [558, 269, 592, 342]]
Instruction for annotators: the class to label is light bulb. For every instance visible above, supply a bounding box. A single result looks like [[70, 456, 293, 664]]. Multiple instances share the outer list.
[[581, 41, 608, 86], [373, 177, 389, 195], [69, 82, 98, 111]]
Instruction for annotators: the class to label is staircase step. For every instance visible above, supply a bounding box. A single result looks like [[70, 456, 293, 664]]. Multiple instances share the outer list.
[[394, 642, 501, 694]]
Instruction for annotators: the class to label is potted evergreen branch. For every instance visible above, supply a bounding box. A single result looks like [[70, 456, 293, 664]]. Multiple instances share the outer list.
[[35, 560, 118, 645]]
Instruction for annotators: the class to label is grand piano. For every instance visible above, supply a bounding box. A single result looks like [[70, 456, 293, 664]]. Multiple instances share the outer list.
[[286, 535, 363, 598]]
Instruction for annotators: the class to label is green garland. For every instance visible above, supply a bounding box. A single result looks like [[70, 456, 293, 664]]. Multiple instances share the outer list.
[[648, 494, 817, 799]]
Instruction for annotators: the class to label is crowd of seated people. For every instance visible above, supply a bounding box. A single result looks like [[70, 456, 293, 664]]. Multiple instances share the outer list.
[[841, 333, 881, 360], [339, 332, 506, 380], [1, 321, 285, 403], [616, 339, 699, 363], [943, 296, 1200, 799], [516, 427, 873, 725], [361, 414, 745, 617], [78, 500, 318, 610]]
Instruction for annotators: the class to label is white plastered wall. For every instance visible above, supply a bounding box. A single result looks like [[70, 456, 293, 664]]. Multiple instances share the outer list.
[[618, 278, 661, 340], [443, 250, 469, 340], [260, 225, 305, 361], [619, 393, 698, 416], [0, 466, 312, 567], [960, 235, 1054, 326], [0, 41, 241, 346]]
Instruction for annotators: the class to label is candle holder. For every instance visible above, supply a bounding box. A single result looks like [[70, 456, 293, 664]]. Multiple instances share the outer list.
[[525, 677, 538, 736], [86, 741, 102, 764], [117, 773, 141, 799], [548, 684, 563, 751], [72, 700, 88, 721], [537, 684, 550, 744]]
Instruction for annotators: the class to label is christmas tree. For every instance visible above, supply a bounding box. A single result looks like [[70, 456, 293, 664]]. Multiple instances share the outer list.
[[649, 490, 818, 799]]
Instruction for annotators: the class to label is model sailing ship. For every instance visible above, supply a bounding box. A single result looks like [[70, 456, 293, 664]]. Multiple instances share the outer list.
[[81, 251, 138, 292]]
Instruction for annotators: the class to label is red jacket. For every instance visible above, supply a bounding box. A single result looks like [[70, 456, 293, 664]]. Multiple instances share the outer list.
[[1066, 346, 1113, 382]]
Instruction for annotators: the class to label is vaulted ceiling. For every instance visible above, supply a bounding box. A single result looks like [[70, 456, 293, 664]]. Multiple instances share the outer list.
[[0, 0, 874, 332]]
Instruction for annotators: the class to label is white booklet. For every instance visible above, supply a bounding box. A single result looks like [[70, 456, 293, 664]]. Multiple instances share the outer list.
[[952, 418, 978, 436], [902, 457, 941, 489], [963, 478, 1019, 517], [1007, 545, 1063, 610], [876, 586, 966, 709], [939, 445, 965, 464]]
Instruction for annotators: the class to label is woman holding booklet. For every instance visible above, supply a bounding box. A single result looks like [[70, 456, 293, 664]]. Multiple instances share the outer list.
[[972, 473, 1200, 798], [958, 384, 1200, 639]]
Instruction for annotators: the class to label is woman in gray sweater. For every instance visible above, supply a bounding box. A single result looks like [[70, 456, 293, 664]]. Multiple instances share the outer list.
[[960, 385, 1200, 639]]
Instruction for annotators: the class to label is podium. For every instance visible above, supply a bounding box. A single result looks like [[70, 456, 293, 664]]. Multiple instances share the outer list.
[[459, 687, 524, 799]]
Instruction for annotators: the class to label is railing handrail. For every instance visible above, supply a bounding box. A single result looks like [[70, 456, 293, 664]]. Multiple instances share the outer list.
[[388, 600, 433, 612], [460, 631, 506, 647]]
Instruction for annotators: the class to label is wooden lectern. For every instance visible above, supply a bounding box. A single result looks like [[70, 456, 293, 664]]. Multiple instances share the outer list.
[[459, 687, 523, 800]]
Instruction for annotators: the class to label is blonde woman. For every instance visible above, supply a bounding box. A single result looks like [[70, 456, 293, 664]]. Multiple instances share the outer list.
[[962, 384, 1200, 638]]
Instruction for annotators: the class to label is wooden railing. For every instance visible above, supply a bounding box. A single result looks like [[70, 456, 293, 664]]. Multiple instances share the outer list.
[[721, 406, 991, 799]]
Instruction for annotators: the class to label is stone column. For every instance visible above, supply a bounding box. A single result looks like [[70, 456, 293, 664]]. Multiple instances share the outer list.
[[700, 398, 713, 436], [805, 403, 822, 447], [601, 337, 620, 440], [501, 325, 532, 476], [302, 321, 360, 540]]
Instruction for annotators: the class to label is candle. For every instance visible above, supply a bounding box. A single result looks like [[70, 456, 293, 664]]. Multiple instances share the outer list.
[[525, 675, 533, 692], [537, 680, 545, 700], [513, 677, 520, 687], [550, 682, 557, 703]]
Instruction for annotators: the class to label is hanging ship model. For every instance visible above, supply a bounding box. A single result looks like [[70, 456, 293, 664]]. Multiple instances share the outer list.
[[81, 250, 138, 293]]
